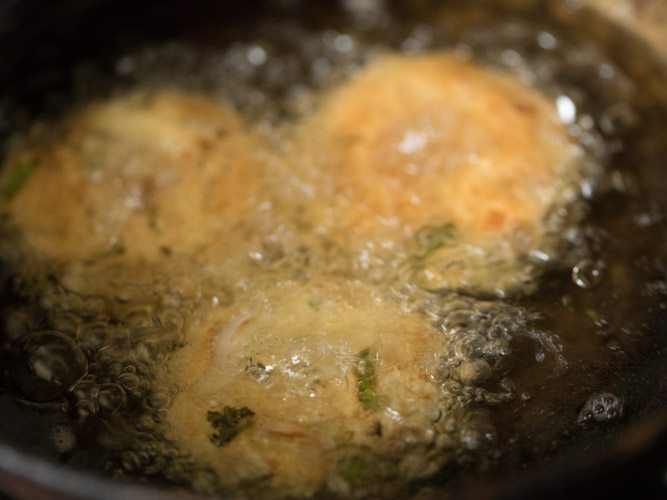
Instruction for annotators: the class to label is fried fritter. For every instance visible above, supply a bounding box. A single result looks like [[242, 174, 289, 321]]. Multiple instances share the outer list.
[[163, 278, 456, 497], [289, 54, 584, 296], [0, 90, 261, 262]]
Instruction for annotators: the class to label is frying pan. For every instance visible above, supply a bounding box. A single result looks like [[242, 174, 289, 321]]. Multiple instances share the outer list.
[[0, 0, 665, 498]]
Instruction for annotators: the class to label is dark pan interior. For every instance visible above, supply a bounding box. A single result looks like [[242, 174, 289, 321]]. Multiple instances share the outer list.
[[0, 0, 665, 498]]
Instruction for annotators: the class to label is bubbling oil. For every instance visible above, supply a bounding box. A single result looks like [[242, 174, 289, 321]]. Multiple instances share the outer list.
[[0, 0, 665, 497]]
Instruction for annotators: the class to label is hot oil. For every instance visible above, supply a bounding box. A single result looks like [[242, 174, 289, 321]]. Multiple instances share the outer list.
[[0, 0, 665, 496]]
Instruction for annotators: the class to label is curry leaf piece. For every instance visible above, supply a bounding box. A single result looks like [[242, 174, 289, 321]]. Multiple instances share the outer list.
[[338, 456, 372, 486], [415, 222, 456, 257], [356, 348, 385, 412], [2, 160, 38, 199], [207, 405, 255, 447]]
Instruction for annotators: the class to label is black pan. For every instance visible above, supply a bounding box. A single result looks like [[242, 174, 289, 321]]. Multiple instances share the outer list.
[[0, 1, 665, 498]]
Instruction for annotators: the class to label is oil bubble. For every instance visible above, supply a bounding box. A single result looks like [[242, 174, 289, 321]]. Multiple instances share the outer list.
[[74, 398, 98, 422], [578, 392, 623, 423], [97, 383, 127, 413], [83, 296, 107, 316], [537, 31, 558, 50], [117, 372, 144, 397], [132, 342, 157, 364], [442, 308, 480, 332], [58, 293, 84, 313], [49, 312, 82, 337], [122, 306, 154, 329], [246, 45, 267, 66], [457, 360, 492, 385], [71, 379, 96, 400], [599, 102, 638, 136], [135, 414, 157, 432], [8, 330, 88, 402], [460, 429, 483, 451], [121, 450, 146, 472], [51, 425, 77, 452], [81, 323, 111, 349], [155, 308, 184, 333], [147, 390, 171, 409], [556, 95, 577, 124], [572, 259, 605, 289], [3, 309, 34, 340]]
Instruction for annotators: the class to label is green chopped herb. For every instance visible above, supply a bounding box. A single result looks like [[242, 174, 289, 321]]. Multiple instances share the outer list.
[[356, 348, 385, 412], [2, 160, 38, 199], [308, 296, 323, 311], [148, 209, 161, 234], [338, 456, 372, 486], [415, 222, 457, 257], [585, 308, 600, 323], [245, 357, 271, 382], [239, 473, 273, 490], [207, 405, 255, 447]]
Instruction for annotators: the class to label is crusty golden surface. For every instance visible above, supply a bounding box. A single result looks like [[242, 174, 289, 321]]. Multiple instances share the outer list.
[[163, 278, 449, 497], [288, 54, 582, 295], [1, 90, 262, 262]]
